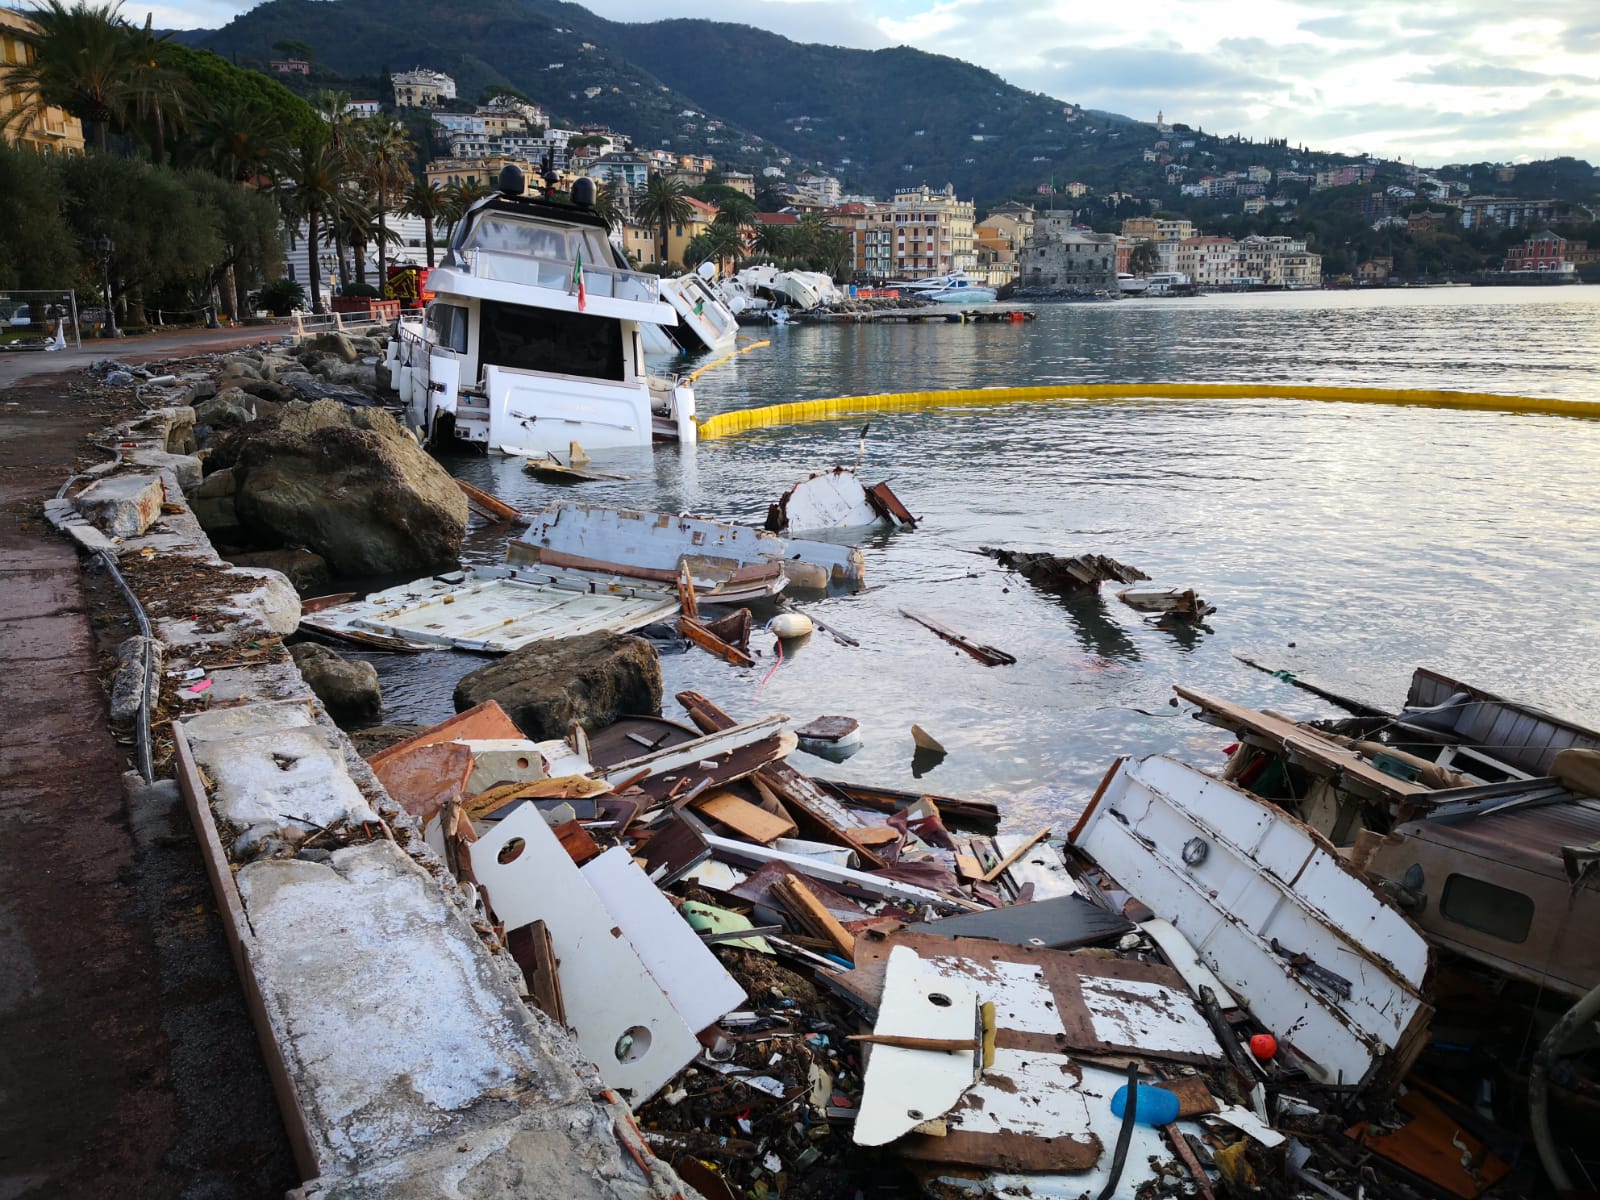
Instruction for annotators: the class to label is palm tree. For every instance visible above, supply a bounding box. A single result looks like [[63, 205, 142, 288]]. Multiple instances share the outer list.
[[123, 14, 201, 165], [4, 0, 133, 152], [752, 220, 792, 262], [400, 177, 447, 267], [443, 179, 493, 239], [279, 136, 341, 313], [326, 195, 378, 287], [635, 174, 693, 270], [193, 100, 290, 185], [591, 180, 624, 233], [713, 194, 757, 268], [701, 223, 743, 276], [358, 115, 414, 284]]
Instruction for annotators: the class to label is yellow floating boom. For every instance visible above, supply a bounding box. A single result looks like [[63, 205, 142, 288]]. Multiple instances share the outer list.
[[695, 382, 1595, 440]]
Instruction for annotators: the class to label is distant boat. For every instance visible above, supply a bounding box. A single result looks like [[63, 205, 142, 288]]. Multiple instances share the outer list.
[[1117, 273, 1150, 295], [1144, 271, 1197, 297], [891, 273, 999, 304]]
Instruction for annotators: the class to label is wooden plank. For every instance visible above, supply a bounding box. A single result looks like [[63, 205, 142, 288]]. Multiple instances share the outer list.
[[367, 700, 524, 771], [676, 691, 889, 869], [456, 477, 529, 524], [772, 876, 856, 959], [506, 920, 566, 1025], [553, 819, 601, 866], [981, 826, 1051, 883], [693, 789, 797, 845], [900, 607, 1016, 666], [680, 616, 756, 667]]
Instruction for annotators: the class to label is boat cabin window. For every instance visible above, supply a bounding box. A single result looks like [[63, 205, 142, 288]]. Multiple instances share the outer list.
[[428, 303, 468, 353], [1440, 873, 1534, 943], [478, 300, 624, 381], [463, 213, 570, 261]]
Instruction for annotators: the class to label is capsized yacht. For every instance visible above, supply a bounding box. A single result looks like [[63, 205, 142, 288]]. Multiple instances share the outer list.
[[387, 168, 696, 455]]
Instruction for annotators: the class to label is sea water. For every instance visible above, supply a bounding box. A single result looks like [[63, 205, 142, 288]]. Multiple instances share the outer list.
[[360, 286, 1600, 825]]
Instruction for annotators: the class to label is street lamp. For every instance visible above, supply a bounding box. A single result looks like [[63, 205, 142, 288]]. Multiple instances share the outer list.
[[97, 236, 118, 338]]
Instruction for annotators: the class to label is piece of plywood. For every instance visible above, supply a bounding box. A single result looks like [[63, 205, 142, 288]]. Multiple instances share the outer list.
[[693, 788, 797, 845], [854, 946, 981, 1147], [369, 740, 474, 823], [992, 831, 1083, 899], [906, 894, 1134, 951], [367, 700, 523, 770], [470, 809, 700, 1105], [581, 847, 746, 1034], [553, 820, 601, 866]]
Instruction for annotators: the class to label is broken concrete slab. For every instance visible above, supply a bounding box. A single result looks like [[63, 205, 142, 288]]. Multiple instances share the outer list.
[[75, 473, 166, 538]]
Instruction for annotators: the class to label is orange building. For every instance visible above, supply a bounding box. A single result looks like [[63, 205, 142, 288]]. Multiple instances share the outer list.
[[0, 9, 86, 157]]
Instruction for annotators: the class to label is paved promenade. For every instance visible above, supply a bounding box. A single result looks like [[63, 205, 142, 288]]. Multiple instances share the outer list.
[[0, 374, 296, 1197]]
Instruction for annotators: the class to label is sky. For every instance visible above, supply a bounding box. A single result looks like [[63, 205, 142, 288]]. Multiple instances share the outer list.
[[149, 0, 1600, 166]]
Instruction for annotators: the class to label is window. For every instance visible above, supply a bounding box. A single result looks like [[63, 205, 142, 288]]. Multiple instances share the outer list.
[[478, 300, 623, 381], [428, 302, 468, 353], [1440, 873, 1534, 943]]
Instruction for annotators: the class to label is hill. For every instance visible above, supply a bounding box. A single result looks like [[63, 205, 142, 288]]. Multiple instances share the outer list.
[[190, 0, 1312, 201]]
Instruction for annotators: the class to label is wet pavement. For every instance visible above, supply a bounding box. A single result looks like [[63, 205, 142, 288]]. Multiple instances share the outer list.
[[0, 380, 296, 1198]]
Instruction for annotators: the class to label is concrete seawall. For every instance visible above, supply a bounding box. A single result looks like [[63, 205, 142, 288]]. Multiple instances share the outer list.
[[48, 372, 696, 1200]]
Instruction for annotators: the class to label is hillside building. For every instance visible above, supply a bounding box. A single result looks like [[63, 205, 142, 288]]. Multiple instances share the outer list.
[[1458, 195, 1592, 230], [1504, 234, 1589, 271], [1120, 216, 1194, 243], [0, 10, 85, 156], [586, 151, 649, 209], [269, 58, 310, 75], [392, 68, 456, 109]]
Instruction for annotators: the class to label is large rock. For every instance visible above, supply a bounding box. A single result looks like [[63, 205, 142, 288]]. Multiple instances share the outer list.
[[229, 547, 330, 593], [76, 473, 166, 538], [309, 331, 359, 363], [452, 632, 662, 740], [195, 390, 255, 430], [234, 377, 296, 405], [290, 642, 381, 721], [233, 400, 466, 577]]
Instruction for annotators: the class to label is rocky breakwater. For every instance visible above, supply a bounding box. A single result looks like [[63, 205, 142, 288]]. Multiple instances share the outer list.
[[45, 359, 696, 1200]]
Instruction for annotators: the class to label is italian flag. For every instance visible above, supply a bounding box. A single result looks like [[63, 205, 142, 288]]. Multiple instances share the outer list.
[[572, 249, 587, 312]]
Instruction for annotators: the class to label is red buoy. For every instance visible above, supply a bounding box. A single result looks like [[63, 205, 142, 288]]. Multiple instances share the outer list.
[[1250, 1033, 1278, 1060]]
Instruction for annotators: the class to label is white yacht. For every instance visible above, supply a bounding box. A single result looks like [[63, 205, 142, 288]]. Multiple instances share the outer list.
[[891, 273, 999, 304], [388, 169, 696, 455], [658, 265, 740, 353], [1117, 273, 1150, 295], [1143, 271, 1195, 297]]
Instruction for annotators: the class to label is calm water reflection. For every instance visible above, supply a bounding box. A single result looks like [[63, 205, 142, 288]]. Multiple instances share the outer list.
[[359, 287, 1600, 827]]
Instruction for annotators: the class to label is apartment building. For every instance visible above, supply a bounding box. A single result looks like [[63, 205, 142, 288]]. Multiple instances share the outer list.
[[888, 184, 976, 278], [827, 203, 895, 280], [1121, 216, 1195, 243], [0, 10, 84, 156], [1459, 195, 1591, 230]]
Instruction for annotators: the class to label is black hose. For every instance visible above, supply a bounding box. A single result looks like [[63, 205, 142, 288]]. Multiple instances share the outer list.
[[1097, 1060, 1140, 1200]]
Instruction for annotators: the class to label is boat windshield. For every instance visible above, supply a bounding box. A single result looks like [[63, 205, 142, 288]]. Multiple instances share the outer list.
[[478, 299, 624, 381], [462, 214, 610, 264]]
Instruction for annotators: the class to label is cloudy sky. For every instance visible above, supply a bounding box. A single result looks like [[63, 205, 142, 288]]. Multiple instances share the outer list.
[[154, 0, 1600, 166]]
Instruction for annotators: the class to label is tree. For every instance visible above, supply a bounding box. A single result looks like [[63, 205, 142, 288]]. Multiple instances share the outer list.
[[271, 38, 313, 61], [0, 145, 76, 290], [401, 177, 447, 266], [713, 193, 757, 268], [192, 99, 291, 185], [279, 136, 341, 312], [590, 180, 624, 233], [5, 0, 135, 152], [187, 170, 283, 318], [752, 221, 791, 261], [358, 115, 414, 283], [59, 151, 221, 325], [123, 15, 203, 166], [443, 178, 493, 238], [635, 174, 693, 270], [1128, 239, 1160, 275]]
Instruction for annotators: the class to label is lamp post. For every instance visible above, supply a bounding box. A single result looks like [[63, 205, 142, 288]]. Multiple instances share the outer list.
[[97, 236, 118, 338]]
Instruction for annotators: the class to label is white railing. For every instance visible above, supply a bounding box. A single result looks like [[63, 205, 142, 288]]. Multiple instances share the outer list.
[[291, 307, 425, 343]]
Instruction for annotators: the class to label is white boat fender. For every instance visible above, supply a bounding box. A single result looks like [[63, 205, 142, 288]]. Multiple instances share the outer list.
[[770, 612, 813, 639]]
